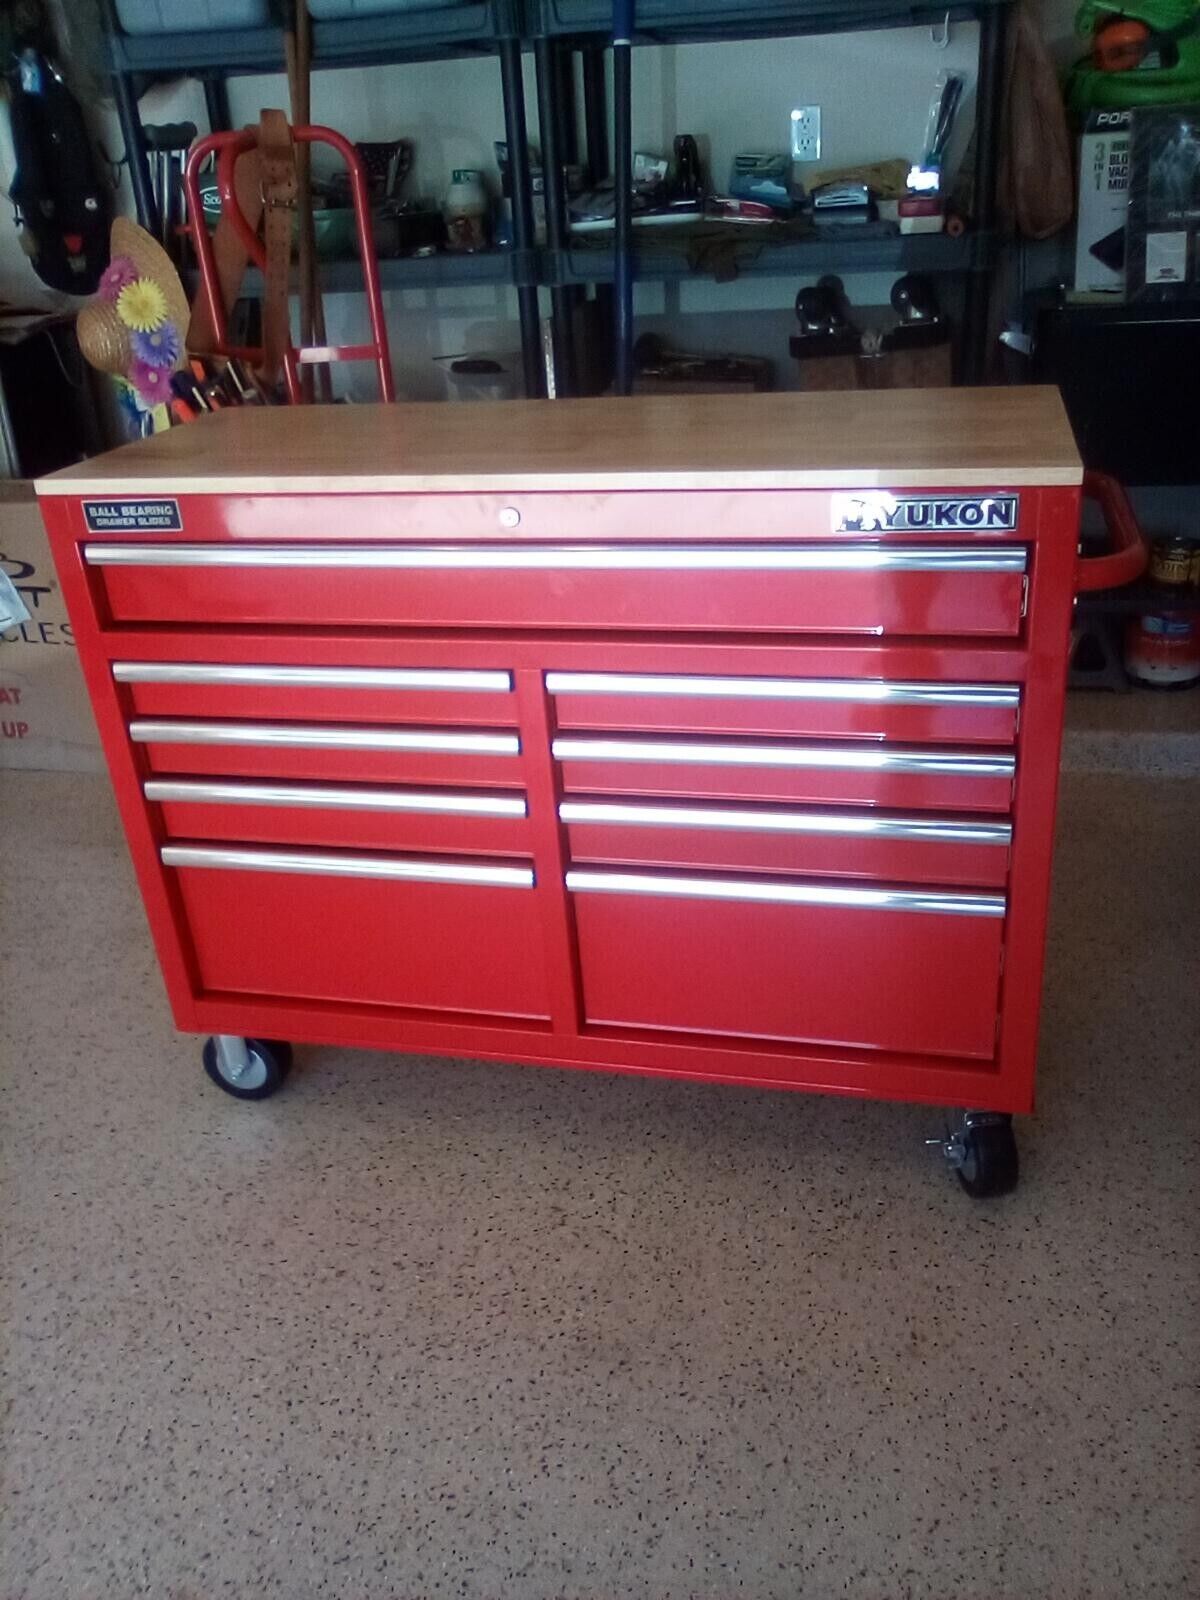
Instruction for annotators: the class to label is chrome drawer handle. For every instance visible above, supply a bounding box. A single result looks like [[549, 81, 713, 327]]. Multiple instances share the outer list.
[[146, 779, 528, 818], [546, 672, 1020, 709], [85, 542, 1028, 573], [162, 843, 534, 888], [115, 662, 512, 692], [565, 869, 1005, 919], [551, 736, 1014, 778], [558, 800, 1011, 845], [130, 719, 520, 755]]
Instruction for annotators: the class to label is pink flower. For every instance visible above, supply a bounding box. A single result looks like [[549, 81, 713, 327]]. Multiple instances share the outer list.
[[98, 254, 138, 303], [129, 358, 171, 406]]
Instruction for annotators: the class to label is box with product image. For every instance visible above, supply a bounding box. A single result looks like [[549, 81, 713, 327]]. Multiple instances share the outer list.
[[0, 483, 102, 771], [1075, 108, 1131, 293], [1127, 105, 1200, 300]]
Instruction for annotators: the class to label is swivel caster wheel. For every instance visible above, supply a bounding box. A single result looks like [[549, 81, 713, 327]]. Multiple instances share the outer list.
[[202, 1035, 292, 1101], [929, 1110, 1019, 1198]]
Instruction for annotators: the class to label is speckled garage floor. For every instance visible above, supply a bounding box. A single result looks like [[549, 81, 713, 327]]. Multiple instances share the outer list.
[[1, 768, 1197, 1600]]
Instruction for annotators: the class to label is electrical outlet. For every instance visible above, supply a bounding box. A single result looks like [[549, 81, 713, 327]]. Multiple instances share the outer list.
[[790, 105, 821, 163]]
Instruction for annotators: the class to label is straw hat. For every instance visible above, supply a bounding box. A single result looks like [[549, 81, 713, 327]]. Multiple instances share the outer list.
[[77, 217, 191, 401]]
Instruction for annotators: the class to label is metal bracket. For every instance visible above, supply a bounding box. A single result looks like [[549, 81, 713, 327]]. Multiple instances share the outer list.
[[214, 1034, 252, 1083], [925, 1109, 1007, 1170]]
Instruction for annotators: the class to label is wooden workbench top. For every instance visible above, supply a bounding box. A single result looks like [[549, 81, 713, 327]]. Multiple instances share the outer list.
[[39, 387, 1081, 497]]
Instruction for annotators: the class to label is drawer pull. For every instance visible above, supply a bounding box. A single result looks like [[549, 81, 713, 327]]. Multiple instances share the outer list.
[[546, 672, 1019, 708], [85, 542, 1028, 574], [146, 779, 528, 818], [130, 719, 520, 755], [162, 843, 534, 888], [558, 800, 1011, 845], [565, 868, 1005, 919], [552, 736, 1014, 778], [115, 662, 512, 692]]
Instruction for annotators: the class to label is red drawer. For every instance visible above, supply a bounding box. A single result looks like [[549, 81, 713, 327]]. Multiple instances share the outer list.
[[560, 799, 1010, 888], [86, 541, 1027, 637], [569, 869, 1005, 1059], [131, 718, 524, 789], [147, 778, 529, 857], [114, 661, 517, 728], [547, 671, 1020, 745], [165, 844, 550, 1020], [553, 735, 1015, 814]]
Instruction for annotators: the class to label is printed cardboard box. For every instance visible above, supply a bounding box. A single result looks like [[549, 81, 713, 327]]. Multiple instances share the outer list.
[[0, 483, 103, 771]]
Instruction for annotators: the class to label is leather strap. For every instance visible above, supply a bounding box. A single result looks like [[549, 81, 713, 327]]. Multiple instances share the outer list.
[[256, 109, 297, 387]]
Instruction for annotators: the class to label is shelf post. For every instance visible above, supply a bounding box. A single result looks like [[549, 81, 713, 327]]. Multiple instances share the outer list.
[[960, 2, 1008, 384], [100, 0, 159, 235], [612, 0, 635, 395], [535, 35, 579, 397], [498, 24, 545, 399]]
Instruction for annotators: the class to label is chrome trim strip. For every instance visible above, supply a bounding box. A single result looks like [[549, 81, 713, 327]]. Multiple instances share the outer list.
[[565, 868, 1005, 918], [114, 662, 512, 692], [129, 719, 520, 755], [545, 671, 1019, 709], [86, 542, 1028, 573], [145, 779, 528, 818], [162, 843, 534, 888], [551, 736, 1014, 778], [558, 800, 1011, 845]]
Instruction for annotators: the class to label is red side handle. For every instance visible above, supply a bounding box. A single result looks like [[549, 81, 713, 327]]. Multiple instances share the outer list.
[[1075, 470, 1148, 593]]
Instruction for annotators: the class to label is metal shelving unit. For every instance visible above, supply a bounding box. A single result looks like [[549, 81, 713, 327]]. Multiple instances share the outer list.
[[530, 0, 1012, 392], [99, 0, 1011, 400], [98, 0, 545, 397]]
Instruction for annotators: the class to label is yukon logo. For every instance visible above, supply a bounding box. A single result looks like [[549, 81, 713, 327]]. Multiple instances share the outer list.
[[832, 493, 1018, 533], [83, 498, 182, 533]]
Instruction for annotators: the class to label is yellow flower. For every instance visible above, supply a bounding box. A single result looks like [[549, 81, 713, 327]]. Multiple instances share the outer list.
[[117, 277, 168, 333]]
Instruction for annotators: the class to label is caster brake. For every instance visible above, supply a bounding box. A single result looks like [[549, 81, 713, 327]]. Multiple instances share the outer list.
[[928, 1110, 1019, 1198]]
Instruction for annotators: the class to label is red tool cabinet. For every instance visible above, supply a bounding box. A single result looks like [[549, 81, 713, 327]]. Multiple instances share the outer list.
[[39, 389, 1114, 1195]]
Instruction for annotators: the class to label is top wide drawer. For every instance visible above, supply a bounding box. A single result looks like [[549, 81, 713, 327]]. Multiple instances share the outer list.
[[85, 542, 1029, 637]]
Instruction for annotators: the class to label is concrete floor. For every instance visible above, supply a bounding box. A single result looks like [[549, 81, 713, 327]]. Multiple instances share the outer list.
[[1, 768, 1197, 1599]]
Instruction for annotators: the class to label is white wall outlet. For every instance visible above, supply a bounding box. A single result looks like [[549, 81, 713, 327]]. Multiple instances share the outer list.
[[790, 105, 821, 163]]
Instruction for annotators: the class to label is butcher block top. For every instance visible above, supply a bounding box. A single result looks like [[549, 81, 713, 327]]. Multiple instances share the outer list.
[[39, 387, 1082, 497]]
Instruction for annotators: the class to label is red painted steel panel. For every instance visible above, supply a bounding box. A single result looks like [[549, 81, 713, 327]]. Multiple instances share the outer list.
[[173, 865, 551, 1020], [60, 487, 1031, 546], [124, 681, 518, 728], [93, 558, 1026, 637], [562, 813, 1009, 887], [137, 728, 524, 789], [550, 687, 1019, 745], [572, 888, 1004, 1060], [555, 750, 1015, 813], [155, 796, 529, 857]]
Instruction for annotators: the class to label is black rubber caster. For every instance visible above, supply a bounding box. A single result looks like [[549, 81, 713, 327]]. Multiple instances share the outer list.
[[202, 1036, 292, 1101], [955, 1112, 1019, 1198]]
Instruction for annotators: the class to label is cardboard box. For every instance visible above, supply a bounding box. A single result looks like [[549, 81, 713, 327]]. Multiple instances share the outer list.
[[1075, 109, 1132, 294], [0, 483, 103, 772]]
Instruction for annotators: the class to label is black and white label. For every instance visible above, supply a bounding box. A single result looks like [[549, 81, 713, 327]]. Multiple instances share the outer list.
[[83, 498, 183, 533], [831, 493, 1019, 533]]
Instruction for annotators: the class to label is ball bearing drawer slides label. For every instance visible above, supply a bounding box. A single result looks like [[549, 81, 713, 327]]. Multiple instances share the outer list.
[[83, 499, 182, 533]]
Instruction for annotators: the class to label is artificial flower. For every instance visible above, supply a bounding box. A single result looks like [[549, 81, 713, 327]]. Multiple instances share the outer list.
[[98, 255, 138, 303], [129, 357, 171, 406], [117, 277, 168, 333], [132, 322, 181, 369]]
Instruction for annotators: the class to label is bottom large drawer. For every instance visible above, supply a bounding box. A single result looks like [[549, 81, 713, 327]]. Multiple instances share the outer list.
[[568, 870, 1005, 1060], [164, 845, 550, 1021]]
